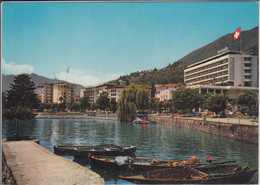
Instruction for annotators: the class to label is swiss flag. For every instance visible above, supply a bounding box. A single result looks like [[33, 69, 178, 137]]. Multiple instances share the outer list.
[[233, 27, 241, 41]]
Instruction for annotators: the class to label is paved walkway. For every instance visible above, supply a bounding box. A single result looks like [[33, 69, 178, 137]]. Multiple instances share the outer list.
[[150, 115, 258, 126], [2, 140, 105, 185], [186, 117, 258, 126]]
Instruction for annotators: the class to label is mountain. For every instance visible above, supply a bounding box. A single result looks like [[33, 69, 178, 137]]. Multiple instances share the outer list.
[[175, 27, 258, 65], [111, 27, 258, 85], [2, 73, 85, 94]]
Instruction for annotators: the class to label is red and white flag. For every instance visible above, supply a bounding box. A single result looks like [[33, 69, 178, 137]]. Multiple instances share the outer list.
[[233, 27, 241, 41]]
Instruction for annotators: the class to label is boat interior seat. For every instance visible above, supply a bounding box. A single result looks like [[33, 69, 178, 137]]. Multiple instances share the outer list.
[[242, 165, 249, 171], [233, 166, 242, 172]]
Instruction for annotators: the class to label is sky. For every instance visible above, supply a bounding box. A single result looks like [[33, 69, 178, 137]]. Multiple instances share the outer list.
[[2, 2, 259, 86]]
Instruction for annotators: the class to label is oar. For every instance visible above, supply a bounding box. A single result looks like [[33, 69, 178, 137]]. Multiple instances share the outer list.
[[185, 160, 237, 166], [212, 160, 237, 165]]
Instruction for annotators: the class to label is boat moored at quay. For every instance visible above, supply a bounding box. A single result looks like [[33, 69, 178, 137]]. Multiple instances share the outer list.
[[54, 144, 137, 157]]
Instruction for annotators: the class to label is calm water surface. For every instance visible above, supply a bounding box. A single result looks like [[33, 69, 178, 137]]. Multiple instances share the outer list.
[[2, 119, 258, 184]]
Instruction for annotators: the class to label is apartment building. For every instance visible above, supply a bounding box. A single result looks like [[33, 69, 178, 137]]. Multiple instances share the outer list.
[[184, 50, 258, 99], [155, 83, 183, 101], [80, 84, 125, 103], [94, 84, 115, 102], [35, 84, 44, 103], [80, 86, 95, 103], [80, 83, 153, 103], [52, 82, 76, 104], [107, 85, 125, 102], [35, 83, 54, 104]]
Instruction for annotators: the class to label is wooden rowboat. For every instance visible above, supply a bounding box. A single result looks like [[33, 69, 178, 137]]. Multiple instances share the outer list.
[[90, 155, 242, 173], [5, 135, 39, 144], [119, 166, 257, 184], [53, 144, 136, 157]]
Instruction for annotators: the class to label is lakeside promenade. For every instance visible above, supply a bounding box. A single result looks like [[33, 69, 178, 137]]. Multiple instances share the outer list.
[[166, 115, 258, 126]]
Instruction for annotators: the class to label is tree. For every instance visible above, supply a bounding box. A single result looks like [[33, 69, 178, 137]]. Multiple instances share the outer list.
[[163, 100, 173, 113], [117, 83, 150, 122], [2, 92, 7, 109], [201, 92, 213, 110], [4, 74, 40, 120], [110, 98, 117, 113], [91, 102, 98, 111], [79, 95, 91, 112], [149, 98, 158, 113], [69, 102, 80, 112], [237, 90, 258, 116], [150, 82, 156, 98], [172, 87, 202, 113], [205, 94, 227, 115], [6, 74, 39, 109], [157, 101, 163, 113], [59, 96, 64, 104], [96, 91, 110, 110]]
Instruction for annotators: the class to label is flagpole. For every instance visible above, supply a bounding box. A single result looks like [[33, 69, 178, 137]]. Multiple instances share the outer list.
[[240, 28, 242, 52]]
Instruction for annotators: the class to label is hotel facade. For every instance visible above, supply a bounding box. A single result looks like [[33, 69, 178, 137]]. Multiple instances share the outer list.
[[184, 50, 258, 99], [52, 82, 77, 104]]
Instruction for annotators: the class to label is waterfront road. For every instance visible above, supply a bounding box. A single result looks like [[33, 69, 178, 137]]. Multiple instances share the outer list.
[[2, 140, 105, 185]]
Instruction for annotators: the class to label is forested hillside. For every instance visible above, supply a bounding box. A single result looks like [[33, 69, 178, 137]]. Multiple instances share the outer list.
[[176, 26, 258, 65], [111, 27, 258, 85]]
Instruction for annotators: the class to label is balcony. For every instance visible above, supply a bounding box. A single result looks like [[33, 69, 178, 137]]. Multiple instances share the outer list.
[[244, 67, 252, 70], [244, 60, 252, 64], [244, 78, 252, 82]]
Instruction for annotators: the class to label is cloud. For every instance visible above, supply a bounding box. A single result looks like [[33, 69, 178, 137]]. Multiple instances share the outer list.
[[2, 59, 34, 75], [56, 67, 123, 87]]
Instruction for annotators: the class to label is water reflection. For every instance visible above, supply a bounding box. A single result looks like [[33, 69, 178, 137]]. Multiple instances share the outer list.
[[2, 119, 258, 184]]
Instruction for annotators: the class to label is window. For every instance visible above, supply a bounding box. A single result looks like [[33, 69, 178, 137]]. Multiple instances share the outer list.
[[244, 82, 251, 87], [244, 70, 251, 73], [244, 63, 251, 67], [244, 57, 251, 61]]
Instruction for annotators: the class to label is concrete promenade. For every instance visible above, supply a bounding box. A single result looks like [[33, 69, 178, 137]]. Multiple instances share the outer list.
[[149, 114, 258, 126], [2, 140, 105, 185], [186, 117, 258, 126]]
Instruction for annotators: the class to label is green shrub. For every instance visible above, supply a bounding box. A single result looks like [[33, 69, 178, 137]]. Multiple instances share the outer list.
[[3, 106, 35, 120]]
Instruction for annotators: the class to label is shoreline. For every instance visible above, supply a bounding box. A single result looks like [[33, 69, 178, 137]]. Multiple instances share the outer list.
[[35, 113, 117, 120]]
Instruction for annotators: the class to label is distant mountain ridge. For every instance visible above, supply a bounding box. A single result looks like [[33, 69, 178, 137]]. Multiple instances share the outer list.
[[2, 73, 84, 94]]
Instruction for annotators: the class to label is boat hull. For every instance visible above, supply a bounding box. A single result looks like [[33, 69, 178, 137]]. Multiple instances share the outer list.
[[90, 156, 242, 173], [54, 145, 136, 157], [91, 156, 183, 171], [119, 168, 257, 184]]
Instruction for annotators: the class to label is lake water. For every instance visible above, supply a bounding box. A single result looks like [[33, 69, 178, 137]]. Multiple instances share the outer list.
[[2, 119, 258, 184]]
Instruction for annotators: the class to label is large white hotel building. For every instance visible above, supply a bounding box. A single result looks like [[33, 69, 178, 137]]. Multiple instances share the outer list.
[[184, 49, 258, 99]]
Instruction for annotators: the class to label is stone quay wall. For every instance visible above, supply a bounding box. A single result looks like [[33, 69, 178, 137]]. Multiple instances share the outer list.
[[2, 140, 105, 185], [148, 116, 258, 144], [35, 113, 117, 120]]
